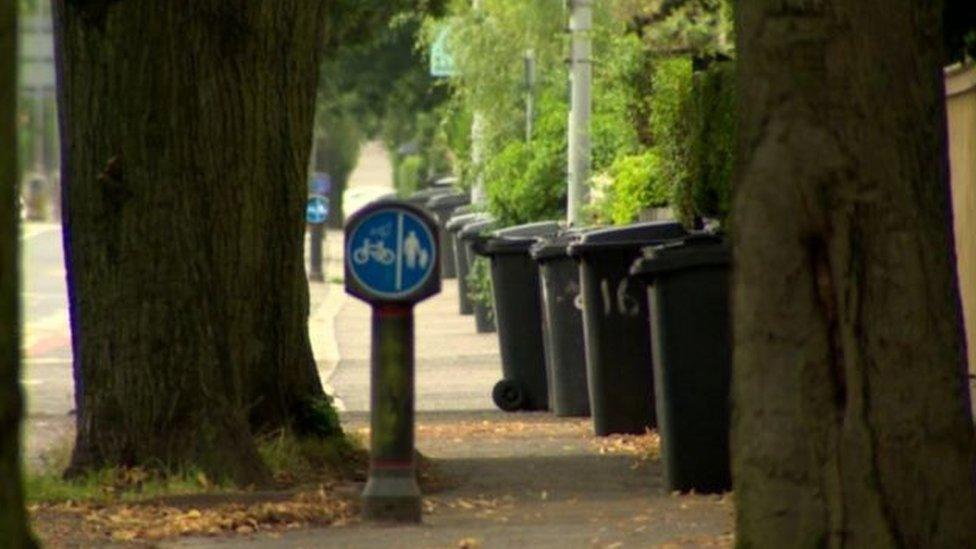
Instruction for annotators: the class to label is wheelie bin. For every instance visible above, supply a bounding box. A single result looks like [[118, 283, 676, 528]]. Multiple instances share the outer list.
[[447, 212, 490, 315], [427, 192, 471, 280], [458, 218, 498, 333], [404, 187, 452, 212], [475, 221, 562, 412], [531, 228, 595, 417], [567, 221, 687, 436], [631, 234, 732, 493]]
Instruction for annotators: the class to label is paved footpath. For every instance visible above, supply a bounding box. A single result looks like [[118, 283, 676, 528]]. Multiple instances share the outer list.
[[171, 231, 734, 548]]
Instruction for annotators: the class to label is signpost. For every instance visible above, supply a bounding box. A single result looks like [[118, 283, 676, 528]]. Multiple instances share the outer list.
[[306, 193, 330, 282], [345, 201, 440, 522], [306, 172, 332, 281]]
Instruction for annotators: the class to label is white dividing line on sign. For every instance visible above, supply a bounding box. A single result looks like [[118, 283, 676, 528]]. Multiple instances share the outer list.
[[395, 212, 405, 291]]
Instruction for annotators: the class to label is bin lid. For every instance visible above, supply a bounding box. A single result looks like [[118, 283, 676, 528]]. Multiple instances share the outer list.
[[427, 192, 470, 210], [447, 212, 491, 233], [530, 226, 600, 261], [458, 219, 498, 240], [431, 175, 459, 187], [567, 221, 687, 256], [482, 221, 562, 255], [405, 187, 453, 206], [630, 233, 730, 279]]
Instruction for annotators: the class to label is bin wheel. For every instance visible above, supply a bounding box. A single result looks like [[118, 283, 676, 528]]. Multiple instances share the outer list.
[[492, 379, 525, 412]]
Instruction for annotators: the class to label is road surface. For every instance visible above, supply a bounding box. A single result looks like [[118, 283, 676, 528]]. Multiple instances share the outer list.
[[21, 223, 75, 468]]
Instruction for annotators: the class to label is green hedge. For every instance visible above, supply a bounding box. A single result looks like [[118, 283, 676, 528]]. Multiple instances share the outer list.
[[395, 154, 426, 196], [598, 151, 669, 225], [484, 88, 567, 226], [674, 60, 737, 225], [590, 57, 736, 227]]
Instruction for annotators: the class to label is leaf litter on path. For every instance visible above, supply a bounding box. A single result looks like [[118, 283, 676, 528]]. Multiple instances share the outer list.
[[31, 484, 356, 543]]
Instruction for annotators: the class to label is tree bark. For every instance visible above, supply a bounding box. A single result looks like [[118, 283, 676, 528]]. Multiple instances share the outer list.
[[1, 3, 38, 546], [53, 0, 331, 485], [732, 1, 976, 546]]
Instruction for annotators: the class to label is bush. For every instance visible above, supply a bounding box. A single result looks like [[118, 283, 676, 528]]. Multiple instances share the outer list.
[[483, 85, 567, 226], [466, 256, 494, 321], [485, 139, 566, 226], [589, 57, 693, 226], [675, 60, 737, 225], [647, 57, 695, 222], [396, 154, 426, 196], [593, 151, 668, 225]]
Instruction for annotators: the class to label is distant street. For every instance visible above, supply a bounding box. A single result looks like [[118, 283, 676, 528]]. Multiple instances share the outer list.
[[21, 224, 73, 418], [20, 224, 75, 469]]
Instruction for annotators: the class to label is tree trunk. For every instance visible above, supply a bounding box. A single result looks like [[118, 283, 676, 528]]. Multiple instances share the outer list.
[[53, 1, 331, 485], [732, 1, 976, 546], [1, 3, 37, 546]]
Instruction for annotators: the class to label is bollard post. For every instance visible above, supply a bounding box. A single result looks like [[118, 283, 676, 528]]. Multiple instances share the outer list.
[[344, 200, 440, 523], [308, 224, 325, 282], [362, 303, 419, 521]]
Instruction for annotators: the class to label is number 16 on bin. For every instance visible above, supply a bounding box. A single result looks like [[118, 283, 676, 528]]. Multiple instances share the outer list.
[[346, 208, 437, 300]]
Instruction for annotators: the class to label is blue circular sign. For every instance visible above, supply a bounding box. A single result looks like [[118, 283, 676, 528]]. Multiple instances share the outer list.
[[346, 207, 437, 299], [311, 173, 332, 195], [307, 195, 330, 224]]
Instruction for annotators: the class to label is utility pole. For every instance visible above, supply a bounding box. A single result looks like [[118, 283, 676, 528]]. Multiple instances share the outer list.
[[524, 49, 536, 142], [567, 0, 592, 226], [470, 0, 486, 206]]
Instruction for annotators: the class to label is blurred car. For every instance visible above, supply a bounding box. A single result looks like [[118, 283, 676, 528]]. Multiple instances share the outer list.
[[342, 186, 395, 220]]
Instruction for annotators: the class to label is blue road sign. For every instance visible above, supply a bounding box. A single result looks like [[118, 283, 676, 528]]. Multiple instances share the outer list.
[[306, 194, 330, 224], [311, 172, 332, 196], [346, 207, 437, 300]]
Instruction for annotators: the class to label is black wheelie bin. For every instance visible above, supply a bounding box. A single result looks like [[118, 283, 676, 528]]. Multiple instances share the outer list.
[[567, 221, 687, 436], [475, 221, 562, 412], [531, 228, 596, 417], [427, 192, 471, 280], [447, 212, 491, 315], [631, 234, 732, 493], [405, 187, 452, 212], [458, 218, 498, 333]]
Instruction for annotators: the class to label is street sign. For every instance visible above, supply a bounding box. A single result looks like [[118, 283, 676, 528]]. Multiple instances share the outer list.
[[311, 172, 332, 196], [343, 200, 441, 523], [345, 202, 439, 303], [429, 25, 456, 78], [306, 194, 330, 225]]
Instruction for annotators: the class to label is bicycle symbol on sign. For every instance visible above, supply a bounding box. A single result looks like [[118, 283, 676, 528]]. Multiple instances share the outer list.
[[353, 238, 396, 266]]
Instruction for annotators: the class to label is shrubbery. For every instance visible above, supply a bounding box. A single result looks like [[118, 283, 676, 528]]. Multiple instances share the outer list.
[[673, 60, 737, 225], [483, 87, 567, 226], [592, 151, 668, 225], [420, 1, 737, 228], [395, 154, 426, 197]]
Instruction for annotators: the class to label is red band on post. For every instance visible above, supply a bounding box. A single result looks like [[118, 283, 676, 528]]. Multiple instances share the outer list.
[[376, 304, 413, 317]]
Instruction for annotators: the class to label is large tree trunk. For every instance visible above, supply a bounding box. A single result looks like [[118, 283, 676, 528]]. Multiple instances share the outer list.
[[732, 1, 976, 546], [1, 2, 37, 546], [53, 1, 330, 485]]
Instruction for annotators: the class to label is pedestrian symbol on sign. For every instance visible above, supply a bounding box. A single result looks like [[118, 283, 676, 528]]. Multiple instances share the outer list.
[[402, 231, 430, 270]]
